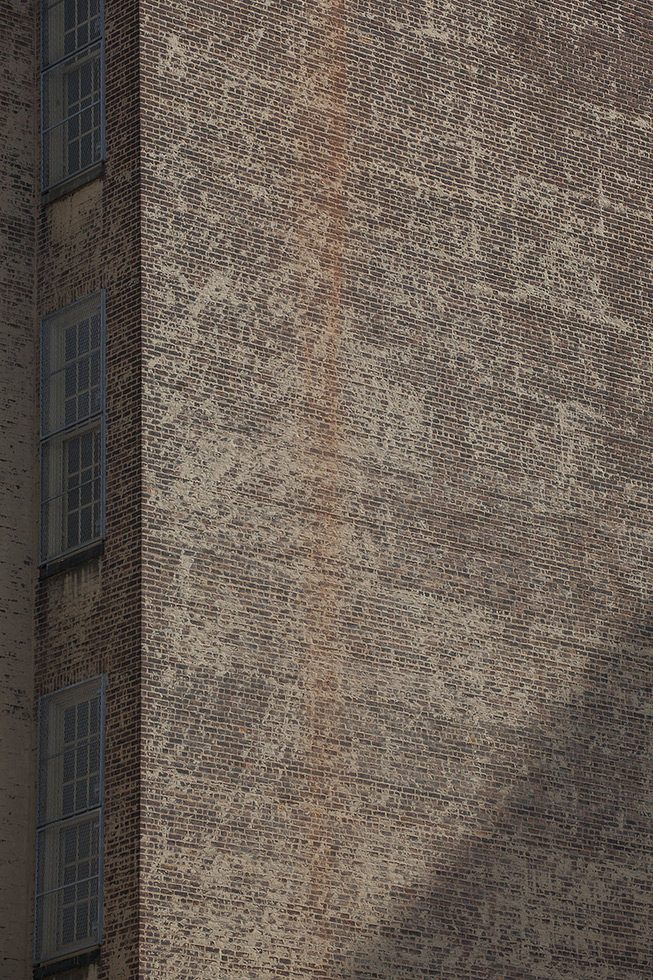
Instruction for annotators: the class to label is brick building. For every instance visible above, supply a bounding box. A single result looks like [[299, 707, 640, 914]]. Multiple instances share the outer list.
[[1, 1, 652, 978]]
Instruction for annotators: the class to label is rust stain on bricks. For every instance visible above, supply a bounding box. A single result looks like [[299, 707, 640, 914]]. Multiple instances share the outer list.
[[295, 0, 350, 964]]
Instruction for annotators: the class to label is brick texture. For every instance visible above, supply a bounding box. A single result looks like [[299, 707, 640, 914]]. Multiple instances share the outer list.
[[0, 1, 36, 976], [3, 1, 652, 978], [139, 1, 653, 977]]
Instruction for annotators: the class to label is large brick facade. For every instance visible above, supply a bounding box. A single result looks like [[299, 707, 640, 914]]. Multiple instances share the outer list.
[[139, 1, 653, 977], [2, 1, 652, 978]]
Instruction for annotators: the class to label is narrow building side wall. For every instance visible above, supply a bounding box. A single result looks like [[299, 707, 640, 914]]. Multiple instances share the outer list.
[[34, 1, 142, 977], [0, 1, 36, 976]]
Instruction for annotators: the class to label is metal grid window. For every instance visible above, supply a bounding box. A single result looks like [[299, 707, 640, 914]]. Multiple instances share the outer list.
[[40, 292, 106, 565], [35, 677, 106, 965], [41, 0, 105, 192]]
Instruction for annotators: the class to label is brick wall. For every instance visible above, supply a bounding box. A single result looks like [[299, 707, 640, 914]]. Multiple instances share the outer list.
[[4, 0, 649, 976], [140, 1, 653, 977], [33, 0, 142, 977], [0, 2, 36, 976]]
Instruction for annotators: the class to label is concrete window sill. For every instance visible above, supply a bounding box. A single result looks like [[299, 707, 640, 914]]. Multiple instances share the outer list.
[[42, 163, 104, 205], [33, 946, 100, 978], [39, 540, 104, 580]]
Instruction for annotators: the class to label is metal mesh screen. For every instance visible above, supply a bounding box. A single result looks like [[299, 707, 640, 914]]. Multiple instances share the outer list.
[[42, 297, 102, 437], [36, 816, 100, 962], [41, 424, 103, 561], [42, 0, 101, 67], [38, 687, 101, 826], [42, 45, 102, 189], [35, 679, 104, 965], [40, 294, 104, 564], [41, 0, 103, 190]]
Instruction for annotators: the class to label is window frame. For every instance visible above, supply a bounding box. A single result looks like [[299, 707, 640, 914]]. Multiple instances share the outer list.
[[39, 290, 107, 568], [40, 0, 106, 194], [34, 675, 107, 966]]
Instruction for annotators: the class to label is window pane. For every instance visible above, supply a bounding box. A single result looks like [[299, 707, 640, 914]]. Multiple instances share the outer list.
[[76, 743, 88, 776], [66, 70, 77, 104], [90, 350, 100, 386], [64, 0, 75, 32], [64, 324, 76, 360], [75, 901, 88, 940], [65, 363, 76, 398], [63, 706, 75, 742], [78, 357, 89, 390], [80, 431, 93, 468], [67, 437, 80, 470], [62, 904, 75, 945], [62, 782, 75, 816], [75, 779, 88, 811], [77, 700, 89, 739], [78, 319, 89, 354], [79, 508, 91, 542], [67, 140, 80, 176], [78, 390, 91, 421], [90, 697, 99, 734]]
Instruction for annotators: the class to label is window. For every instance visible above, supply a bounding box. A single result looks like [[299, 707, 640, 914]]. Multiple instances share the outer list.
[[40, 292, 106, 566], [35, 677, 106, 964], [41, 0, 105, 192]]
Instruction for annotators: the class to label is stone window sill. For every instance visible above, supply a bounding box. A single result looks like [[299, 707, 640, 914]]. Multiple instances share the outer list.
[[34, 946, 100, 978], [39, 540, 104, 580], [42, 162, 104, 205]]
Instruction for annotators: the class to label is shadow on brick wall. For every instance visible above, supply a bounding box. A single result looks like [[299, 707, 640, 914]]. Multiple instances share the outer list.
[[342, 624, 652, 979]]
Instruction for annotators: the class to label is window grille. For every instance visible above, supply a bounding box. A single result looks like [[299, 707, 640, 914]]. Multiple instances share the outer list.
[[41, 0, 105, 191], [35, 677, 106, 964], [40, 292, 106, 565]]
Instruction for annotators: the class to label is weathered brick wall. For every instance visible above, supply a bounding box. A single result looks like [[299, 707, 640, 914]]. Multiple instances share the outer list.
[[33, 0, 142, 976], [0, 2, 36, 976], [139, 1, 653, 977]]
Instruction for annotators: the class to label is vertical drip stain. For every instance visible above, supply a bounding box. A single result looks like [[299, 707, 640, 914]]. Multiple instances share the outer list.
[[296, 0, 349, 964]]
